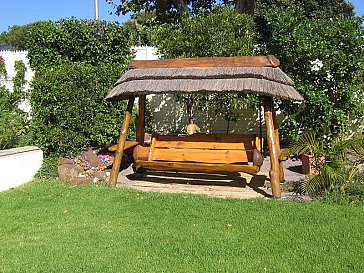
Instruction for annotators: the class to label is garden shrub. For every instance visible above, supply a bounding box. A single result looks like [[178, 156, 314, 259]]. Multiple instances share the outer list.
[[27, 19, 134, 156], [266, 7, 364, 139], [30, 62, 132, 156], [26, 19, 132, 70]]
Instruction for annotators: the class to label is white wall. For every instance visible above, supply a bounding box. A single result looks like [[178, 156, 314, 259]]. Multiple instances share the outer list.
[[0, 50, 33, 93], [0, 146, 43, 191], [131, 46, 160, 60], [0, 50, 34, 112]]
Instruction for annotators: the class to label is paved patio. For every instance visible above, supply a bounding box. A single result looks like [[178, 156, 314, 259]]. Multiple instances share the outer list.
[[116, 157, 307, 199]]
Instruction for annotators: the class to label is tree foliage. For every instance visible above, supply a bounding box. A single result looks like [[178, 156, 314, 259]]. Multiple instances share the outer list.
[[265, 6, 364, 138], [0, 24, 33, 50], [151, 8, 257, 58], [107, 0, 355, 24], [150, 8, 259, 124]]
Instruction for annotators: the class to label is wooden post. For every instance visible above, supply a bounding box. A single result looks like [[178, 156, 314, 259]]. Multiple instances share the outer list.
[[272, 106, 284, 182], [263, 96, 281, 198], [109, 96, 135, 187], [136, 95, 146, 145]]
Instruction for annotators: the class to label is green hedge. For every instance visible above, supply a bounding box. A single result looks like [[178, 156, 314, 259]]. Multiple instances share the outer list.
[[26, 19, 134, 156], [29, 62, 133, 156]]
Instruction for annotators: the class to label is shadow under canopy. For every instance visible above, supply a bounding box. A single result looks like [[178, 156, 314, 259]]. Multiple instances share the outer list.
[[105, 55, 304, 198]]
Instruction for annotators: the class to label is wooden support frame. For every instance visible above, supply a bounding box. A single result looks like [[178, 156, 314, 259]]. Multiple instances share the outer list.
[[263, 96, 281, 198], [136, 95, 146, 145], [109, 96, 135, 187]]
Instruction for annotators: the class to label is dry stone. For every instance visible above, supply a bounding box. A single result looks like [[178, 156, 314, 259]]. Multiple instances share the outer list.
[[82, 150, 103, 167], [58, 161, 83, 181], [94, 170, 107, 181]]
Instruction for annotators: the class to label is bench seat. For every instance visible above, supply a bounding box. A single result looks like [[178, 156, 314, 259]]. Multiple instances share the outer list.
[[133, 133, 263, 175]]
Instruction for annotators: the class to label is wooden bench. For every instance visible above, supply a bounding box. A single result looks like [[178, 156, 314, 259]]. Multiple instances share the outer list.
[[133, 133, 264, 175]]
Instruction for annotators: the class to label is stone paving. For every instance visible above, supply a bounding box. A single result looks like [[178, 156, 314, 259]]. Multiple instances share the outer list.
[[116, 157, 308, 200]]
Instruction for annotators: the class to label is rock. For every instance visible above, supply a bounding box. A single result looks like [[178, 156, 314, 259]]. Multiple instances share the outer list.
[[82, 150, 103, 167], [70, 176, 93, 185], [58, 163, 83, 181], [94, 170, 107, 181], [58, 158, 75, 166]]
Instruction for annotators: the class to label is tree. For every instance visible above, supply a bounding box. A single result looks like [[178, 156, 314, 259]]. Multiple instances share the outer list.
[[107, 0, 355, 23], [151, 8, 258, 124], [265, 6, 364, 138], [0, 24, 34, 50]]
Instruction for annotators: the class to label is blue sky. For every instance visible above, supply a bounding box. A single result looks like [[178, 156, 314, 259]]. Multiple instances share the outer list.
[[0, 0, 363, 32]]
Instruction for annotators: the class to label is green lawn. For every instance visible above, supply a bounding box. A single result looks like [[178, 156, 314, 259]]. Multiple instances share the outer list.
[[0, 180, 363, 273]]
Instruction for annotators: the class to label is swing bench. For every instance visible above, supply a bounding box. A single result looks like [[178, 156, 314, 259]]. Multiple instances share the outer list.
[[105, 55, 304, 198], [133, 133, 264, 175]]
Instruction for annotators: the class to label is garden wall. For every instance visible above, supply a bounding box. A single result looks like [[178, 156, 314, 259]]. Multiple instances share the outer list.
[[0, 146, 43, 191]]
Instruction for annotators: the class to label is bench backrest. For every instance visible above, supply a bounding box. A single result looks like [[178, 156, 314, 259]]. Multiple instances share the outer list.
[[148, 133, 261, 164]]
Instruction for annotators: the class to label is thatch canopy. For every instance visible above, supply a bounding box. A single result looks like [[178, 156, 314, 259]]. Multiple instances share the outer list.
[[106, 56, 304, 102]]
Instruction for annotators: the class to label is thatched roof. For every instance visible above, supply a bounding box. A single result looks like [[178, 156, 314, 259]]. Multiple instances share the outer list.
[[106, 56, 304, 101]]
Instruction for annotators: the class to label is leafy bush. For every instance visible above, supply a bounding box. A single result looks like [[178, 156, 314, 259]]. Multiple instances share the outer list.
[[35, 154, 60, 179], [266, 7, 364, 139], [26, 19, 132, 70], [30, 62, 132, 156], [0, 109, 27, 149], [27, 19, 134, 156], [319, 180, 364, 205], [287, 132, 364, 195]]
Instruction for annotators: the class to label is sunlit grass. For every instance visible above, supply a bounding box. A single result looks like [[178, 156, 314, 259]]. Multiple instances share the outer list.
[[0, 180, 363, 272]]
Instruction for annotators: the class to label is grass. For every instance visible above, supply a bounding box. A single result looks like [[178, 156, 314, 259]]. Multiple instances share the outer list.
[[1, 180, 363, 272]]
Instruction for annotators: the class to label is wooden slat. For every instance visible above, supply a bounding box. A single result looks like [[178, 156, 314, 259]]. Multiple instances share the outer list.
[[153, 133, 257, 150], [129, 56, 280, 69], [151, 148, 251, 164], [108, 141, 139, 152], [136, 161, 259, 175]]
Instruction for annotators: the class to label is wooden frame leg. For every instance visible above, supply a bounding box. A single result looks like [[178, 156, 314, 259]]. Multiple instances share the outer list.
[[263, 96, 281, 198], [109, 96, 135, 187], [136, 95, 146, 145], [272, 106, 284, 182]]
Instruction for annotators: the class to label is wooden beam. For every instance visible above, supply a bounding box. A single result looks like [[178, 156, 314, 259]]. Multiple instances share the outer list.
[[135, 161, 259, 175], [263, 96, 281, 198], [129, 55, 280, 69], [108, 141, 139, 152], [136, 95, 146, 145], [109, 96, 135, 187]]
